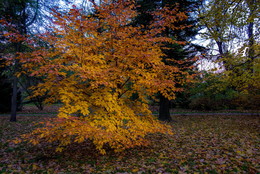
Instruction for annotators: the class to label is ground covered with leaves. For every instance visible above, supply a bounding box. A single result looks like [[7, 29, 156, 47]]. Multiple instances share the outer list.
[[0, 106, 259, 173]]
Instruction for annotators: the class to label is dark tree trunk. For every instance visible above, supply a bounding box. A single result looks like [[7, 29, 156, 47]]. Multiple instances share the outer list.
[[9, 1, 27, 122], [247, 21, 254, 73], [247, 0, 255, 62], [10, 76, 18, 122], [216, 41, 224, 56], [158, 94, 172, 121], [248, 22, 254, 60]]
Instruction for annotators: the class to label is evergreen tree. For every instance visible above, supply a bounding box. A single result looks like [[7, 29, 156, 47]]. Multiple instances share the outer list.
[[134, 0, 204, 121], [0, 0, 33, 121]]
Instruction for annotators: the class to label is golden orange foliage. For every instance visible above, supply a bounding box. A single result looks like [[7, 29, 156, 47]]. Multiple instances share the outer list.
[[13, 0, 192, 154]]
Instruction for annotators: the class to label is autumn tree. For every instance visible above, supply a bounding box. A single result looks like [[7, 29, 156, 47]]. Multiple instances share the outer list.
[[14, 0, 191, 154]]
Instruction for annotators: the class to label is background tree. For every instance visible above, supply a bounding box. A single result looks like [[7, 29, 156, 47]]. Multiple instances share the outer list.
[[0, 0, 30, 121], [198, 0, 259, 67], [0, 0, 72, 120], [134, 0, 204, 121], [198, 0, 259, 109]]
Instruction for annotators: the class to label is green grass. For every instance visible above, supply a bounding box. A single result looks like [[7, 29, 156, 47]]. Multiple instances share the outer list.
[[0, 114, 259, 173]]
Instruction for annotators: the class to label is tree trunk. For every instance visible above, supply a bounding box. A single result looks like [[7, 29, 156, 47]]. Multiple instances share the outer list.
[[10, 76, 18, 122], [246, 0, 255, 64], [158, 94, 172, 121], [9, 1, 27, 122]]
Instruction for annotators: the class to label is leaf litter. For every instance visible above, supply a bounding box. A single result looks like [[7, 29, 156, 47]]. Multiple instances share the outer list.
[[0, 108, 259, 173]]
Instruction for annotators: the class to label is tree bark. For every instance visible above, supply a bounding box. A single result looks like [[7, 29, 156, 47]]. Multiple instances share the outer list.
[[246, 0, 255, 62], [9, 1, 27, 122], [10, 75, 18, 122], [158, 94, 172, 121]]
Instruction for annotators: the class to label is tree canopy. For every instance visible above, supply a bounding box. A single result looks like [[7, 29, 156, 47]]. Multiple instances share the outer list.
[[11, 0, 193, 154]]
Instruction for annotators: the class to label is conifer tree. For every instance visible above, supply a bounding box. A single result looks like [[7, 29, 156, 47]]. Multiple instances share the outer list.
[[134, 0, 204, 121], [0, 0, 29, 120]]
